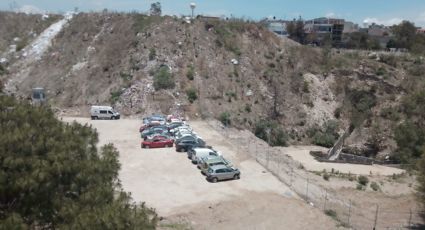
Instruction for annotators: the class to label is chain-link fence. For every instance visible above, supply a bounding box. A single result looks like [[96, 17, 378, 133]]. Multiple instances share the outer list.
[[213, 122, 423, 229]]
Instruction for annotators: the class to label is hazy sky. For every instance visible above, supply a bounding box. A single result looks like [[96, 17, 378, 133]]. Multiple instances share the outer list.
[[2, 0, 425, 27]]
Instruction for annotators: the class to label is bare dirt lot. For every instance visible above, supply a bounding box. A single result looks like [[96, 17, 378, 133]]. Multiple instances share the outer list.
[[63, 117, 339, 230]]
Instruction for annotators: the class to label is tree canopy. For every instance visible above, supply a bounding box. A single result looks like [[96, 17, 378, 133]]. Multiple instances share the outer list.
[[286, 18, 305, 44], [150, 2, 161, 16], [0, 96, 157, 229]]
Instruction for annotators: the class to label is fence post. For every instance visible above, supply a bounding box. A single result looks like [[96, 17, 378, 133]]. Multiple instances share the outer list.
[[290, 167, 294, 187], [323, 190, 327, 211], [278, 155, 282, 174], [347, 200, 352, 227], [306, 178, 309, 202], [373, 204, 379, 230], [267, 148, 270, 169]]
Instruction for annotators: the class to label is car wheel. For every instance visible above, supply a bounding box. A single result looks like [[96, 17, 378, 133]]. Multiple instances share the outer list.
[[168, 144, 173, 147], [141, 144, 145, 148], [212, 177, 218, 183], [234, 174, 240, 180], [145, 145, 150, 149], [92, 116, 98, 120]]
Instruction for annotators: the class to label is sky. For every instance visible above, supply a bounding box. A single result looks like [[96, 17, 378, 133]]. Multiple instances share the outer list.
[[2, 0, 425, 27]]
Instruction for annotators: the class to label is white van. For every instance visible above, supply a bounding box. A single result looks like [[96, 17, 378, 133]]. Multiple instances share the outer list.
[[191, 148, 222, 164], [90, 106, 120, 120]]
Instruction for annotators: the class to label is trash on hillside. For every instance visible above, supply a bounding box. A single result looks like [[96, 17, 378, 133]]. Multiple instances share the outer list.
[[246, 89, 253, 97], [231, 59, 239, 65]]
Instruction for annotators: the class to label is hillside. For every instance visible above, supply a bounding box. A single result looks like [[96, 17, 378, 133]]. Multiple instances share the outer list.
[[1, 12, 424, 160]]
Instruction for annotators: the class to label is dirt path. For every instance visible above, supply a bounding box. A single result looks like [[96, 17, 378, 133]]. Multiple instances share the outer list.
[[63, 117, 339, 229]]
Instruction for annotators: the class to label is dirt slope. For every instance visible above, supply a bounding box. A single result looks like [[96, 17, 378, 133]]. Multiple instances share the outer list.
[[1, 12, 419, 155]]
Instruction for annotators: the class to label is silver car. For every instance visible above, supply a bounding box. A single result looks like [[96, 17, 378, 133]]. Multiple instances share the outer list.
[[205, 165, 240, 183]]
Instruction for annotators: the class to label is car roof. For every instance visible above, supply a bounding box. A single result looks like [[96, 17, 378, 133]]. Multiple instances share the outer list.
[[209, 164, 228, 170], [195, 148, 216, 154], [203, 156, 224, 163]]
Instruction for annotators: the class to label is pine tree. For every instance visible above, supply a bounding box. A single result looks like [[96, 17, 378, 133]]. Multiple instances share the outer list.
[[0, 95, 157, 229]]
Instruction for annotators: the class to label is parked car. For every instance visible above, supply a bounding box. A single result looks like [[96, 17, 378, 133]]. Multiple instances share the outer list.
[[187, 146, 214, 160], [206, 165, 240, 182], [149, 114, 166, 125], [139, 121, 161, 132], [175, 134, 197, 144], [167, 122, 184, 131], [141, 126, 169, 139], [199, 156, 232, 175], [141, 136, 174, 148], [145, 133, 173, 141], [175, 139, 206, 152], [172, 126, 193, 136], [191, 148, 221, 164], [90, 106, 120, 120]]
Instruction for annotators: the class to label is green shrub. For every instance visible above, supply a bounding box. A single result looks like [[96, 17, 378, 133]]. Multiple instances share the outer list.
[[254, 120, 289, 147], [219, 112, 231, 126], [245, 104, 251, 113], [186, 88, 197, 103], [0, 64, 5, 76], [347, 89, 377, 113], [379, 54, 398, 67], [110, 89, 123, 103], [213, 21, 242, 56], [153, 67, 175, 90], [310, 120, 340, 148], [325, 209, 337, 219], [358, 175, 369, 186], [356, 184, 364, 190], [323, 172, 330, 181], [376, 67, 386, 76], [132, 13, 161, 32], [408, 65, 425, 76], [380, 107, 401, 121], [186, 65, 195, 80], [149, 48, 156, 60], [16, 38, 28, 52], [334, 107, 342, 119], [346, 89, 377, 127], [303, 80, 310, 93], [313, 133, 336, 148], [370, 181, 380, 191]]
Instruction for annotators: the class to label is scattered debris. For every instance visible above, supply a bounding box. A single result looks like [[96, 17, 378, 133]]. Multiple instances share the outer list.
[[246, 89, 253, 97]]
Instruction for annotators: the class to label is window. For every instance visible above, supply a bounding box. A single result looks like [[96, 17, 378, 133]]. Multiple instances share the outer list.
[[108, 110, 113, 114], [216, 169, 224, 173], [100, 110, 107, 114]]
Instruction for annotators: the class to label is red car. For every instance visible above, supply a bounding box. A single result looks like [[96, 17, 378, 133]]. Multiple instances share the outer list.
[[141, 136, 174, 148]]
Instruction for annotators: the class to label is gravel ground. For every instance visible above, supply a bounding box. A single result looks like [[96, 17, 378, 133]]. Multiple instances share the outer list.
[[63, 117, 339, 230]]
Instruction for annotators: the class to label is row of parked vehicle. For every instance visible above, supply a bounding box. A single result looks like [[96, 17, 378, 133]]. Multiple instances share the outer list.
[[139, 114, 241, 183]]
